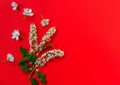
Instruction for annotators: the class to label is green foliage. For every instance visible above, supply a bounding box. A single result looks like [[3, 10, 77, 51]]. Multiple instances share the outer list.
[[36, 72, 47, 84], [30, 78, 38, 85], [19, 47, 36, 72], [19, 57, 30, 63], [19, 47, 36, 64], [20, 46, 29, 57], [19, 64, 30, 72], [29, 54, 36, 64]]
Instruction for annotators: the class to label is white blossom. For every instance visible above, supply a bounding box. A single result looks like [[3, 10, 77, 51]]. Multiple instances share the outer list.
[[12, 30, 20, 40], [41, 19, 50, 27], [36, 69, 39, 72], [38, 27, 56, 51], [30, 68, 32, 70], [29, 24, 38, 55], [11, 1, 18, 11], [35, 49, 64, 67], [23, 8, 34, 16], [7, 53, 15, 62], [42, 27, 56, 41]]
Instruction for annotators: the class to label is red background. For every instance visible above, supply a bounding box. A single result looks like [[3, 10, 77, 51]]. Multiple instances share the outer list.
[[0, 0, 120, 85]]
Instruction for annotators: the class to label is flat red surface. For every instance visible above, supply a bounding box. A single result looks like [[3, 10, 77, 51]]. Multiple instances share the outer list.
[[0, 0, 120, 85]]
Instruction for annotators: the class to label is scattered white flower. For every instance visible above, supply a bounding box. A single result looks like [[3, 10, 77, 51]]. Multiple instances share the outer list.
[[23, 8, 34, 16], [12, 30, 20, 40], [11, 1, 18, 11], [7, 53, 15, 62], [41, 19, 50, 27]]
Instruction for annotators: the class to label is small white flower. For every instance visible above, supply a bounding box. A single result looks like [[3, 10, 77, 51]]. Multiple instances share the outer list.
[[28, 62, 32, 65], [35, 64, 39, 68], [7, 53, 15, 62], [11, 1, 18, 11], [41, 19, 50, 27], [12, 30, 20, 40], [23, 8, 34, 16], [36, 69, 39, 72], [30, 68, 32, 70]]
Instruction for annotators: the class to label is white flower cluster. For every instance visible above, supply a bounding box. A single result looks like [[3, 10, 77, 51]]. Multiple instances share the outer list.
[[29, 24, 38, 55], [11, 1, 18, 11], [39, 27, 56, 50], [35, 49, 64, 67], [42, 27, 56, 41]]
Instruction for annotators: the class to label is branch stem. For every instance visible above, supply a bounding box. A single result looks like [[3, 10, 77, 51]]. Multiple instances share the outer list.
[[28, 66, 36, 78]]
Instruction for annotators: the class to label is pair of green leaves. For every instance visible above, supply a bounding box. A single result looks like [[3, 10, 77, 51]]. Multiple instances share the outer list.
[[20, 47, 36, 64], [19, 47, 36, 72], [30, 72, 47, 85]]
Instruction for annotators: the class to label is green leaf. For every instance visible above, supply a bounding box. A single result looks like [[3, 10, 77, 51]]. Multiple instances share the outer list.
[[36, 72, 47, 84], [19, 57, 30, 63], [19, 47, 36, 64], [19, 64, 30, 72], [29, 54, 36, 64], [20, 46, 29, 57], [30, 78, 38, 85]]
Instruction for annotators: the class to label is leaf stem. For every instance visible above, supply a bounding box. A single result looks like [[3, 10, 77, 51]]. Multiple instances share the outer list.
[[28, 66, 36, 78], [41, 14, 44, 19], [0, 60, 7, 62]]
